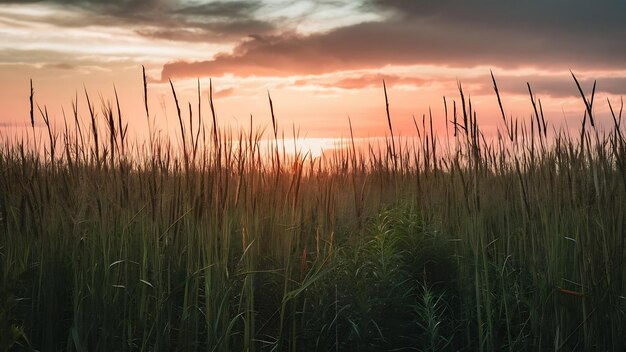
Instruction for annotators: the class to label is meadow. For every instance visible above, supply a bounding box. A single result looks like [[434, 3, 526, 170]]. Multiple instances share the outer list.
[[1, 70, 625, 351]]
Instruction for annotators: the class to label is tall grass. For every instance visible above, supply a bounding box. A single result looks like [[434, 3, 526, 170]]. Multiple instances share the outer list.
[[0, 70, 625, 351]]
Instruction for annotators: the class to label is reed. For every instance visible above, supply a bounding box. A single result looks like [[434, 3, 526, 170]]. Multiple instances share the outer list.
[[0, 70, 625, 351]]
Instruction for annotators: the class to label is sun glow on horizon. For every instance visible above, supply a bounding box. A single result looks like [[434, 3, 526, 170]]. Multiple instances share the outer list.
[[0, 0, 625, 141]]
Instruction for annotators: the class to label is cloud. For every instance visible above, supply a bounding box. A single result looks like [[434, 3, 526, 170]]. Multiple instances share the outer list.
[[3, 0, 625, 87], [0, 0, 276, 43], [0, 122, 32, 127], [296, 73, 431, 90], [174, 1, 260, 18], [477, 73, 626, 98], [214, 87, 235, 98], [0, 0, 161, 17], [160, 0, 626, 79], [373, 0, 626, 35], [42, 62, 75, 70]]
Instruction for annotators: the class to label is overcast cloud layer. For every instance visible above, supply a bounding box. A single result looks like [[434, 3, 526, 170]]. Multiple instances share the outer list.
[[160, 0, 626, 79], [1, 0, 626, 135]]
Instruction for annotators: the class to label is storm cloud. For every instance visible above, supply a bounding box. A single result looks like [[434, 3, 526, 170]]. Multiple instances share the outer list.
[[2, 0, 625, 86], [160, 0, 626, 79]]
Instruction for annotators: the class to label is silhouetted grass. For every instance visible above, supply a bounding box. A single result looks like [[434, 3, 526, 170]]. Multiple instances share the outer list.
[[0, 70, 625, 351]]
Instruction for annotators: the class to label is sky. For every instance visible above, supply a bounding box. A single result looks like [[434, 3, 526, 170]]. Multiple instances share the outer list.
[[1, 0, 626, 145]]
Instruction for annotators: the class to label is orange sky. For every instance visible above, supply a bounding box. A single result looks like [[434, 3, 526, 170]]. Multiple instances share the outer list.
[[1, 1, 625, 145]]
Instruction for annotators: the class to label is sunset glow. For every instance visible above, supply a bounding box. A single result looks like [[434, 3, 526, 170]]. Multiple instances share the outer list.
[[1, 1, 625, 142]]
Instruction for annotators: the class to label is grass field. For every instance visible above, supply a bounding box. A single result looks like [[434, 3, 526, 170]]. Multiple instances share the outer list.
[[1, 71, 625, 351]]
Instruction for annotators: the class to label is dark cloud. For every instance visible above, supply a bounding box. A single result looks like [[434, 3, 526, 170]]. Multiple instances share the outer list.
[[375, 0, 626, 34], [135, 17, 273, 43], [0, 0, 161, 15], [0, 0, 275, 43], [161, 0, 626, 79], [3, 0, 625, 78], [174, 1, 259, 17]]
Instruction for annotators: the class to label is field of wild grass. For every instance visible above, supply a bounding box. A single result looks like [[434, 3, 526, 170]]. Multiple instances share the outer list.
[[1, 71, 625, 351]]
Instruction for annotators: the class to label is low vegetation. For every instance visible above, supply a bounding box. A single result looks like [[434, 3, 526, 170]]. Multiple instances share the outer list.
[[0, 70, 625, 351]]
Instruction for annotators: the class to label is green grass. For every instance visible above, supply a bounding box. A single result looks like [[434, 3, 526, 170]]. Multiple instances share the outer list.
[[0, 71, 625, 351]]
